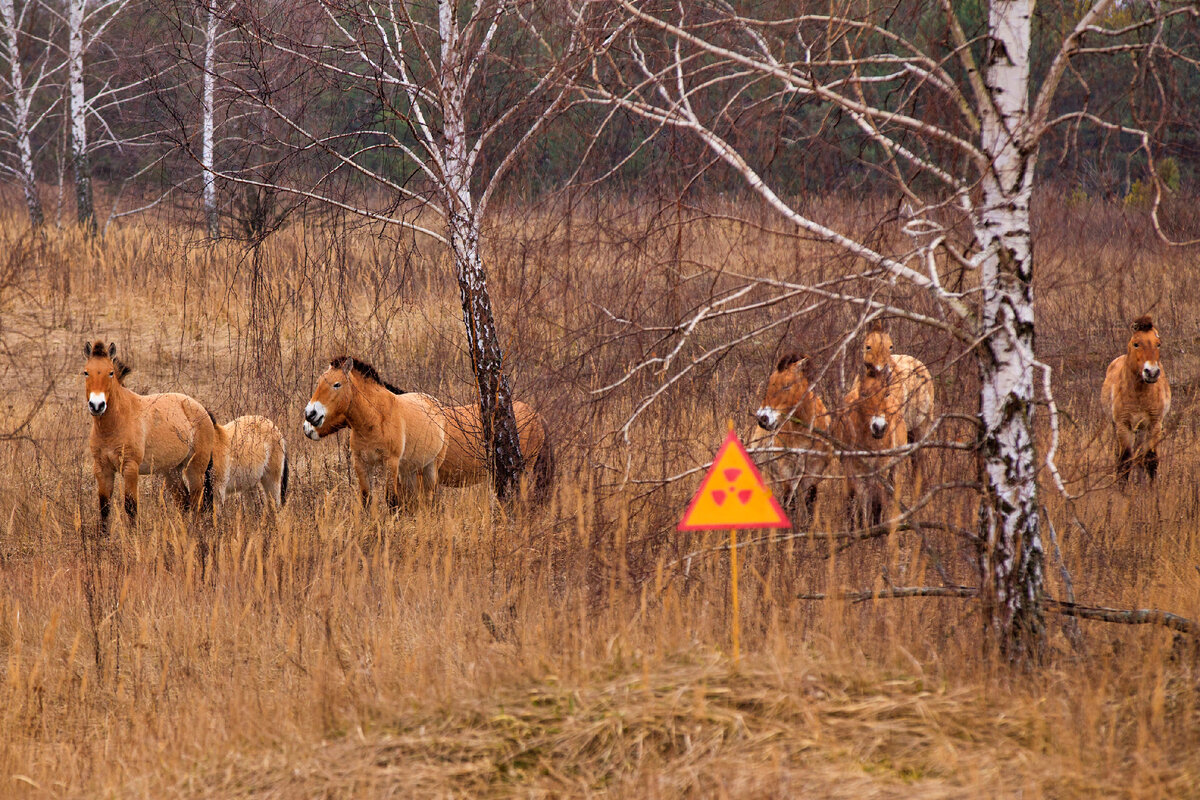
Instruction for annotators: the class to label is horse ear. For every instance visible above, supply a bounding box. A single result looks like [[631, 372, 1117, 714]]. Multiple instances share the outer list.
[[82, 341, 92, 358], [869, 319, 884, 333], [339, 357, 354, 375], [107, 342, 117, 358]]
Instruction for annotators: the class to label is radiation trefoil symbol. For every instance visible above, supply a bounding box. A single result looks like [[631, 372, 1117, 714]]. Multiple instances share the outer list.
[[678, 430, 791, 531]]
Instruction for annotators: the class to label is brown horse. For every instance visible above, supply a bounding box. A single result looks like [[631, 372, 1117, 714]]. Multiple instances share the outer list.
[[753, 353, 831, 522], [303, 357, 446, 508], [213, 416, 288, 507], [437, 403, 555, 496], [1101, 315, 1171, 481], [836, 369, 907, 528], [83, 341, 216, 531]]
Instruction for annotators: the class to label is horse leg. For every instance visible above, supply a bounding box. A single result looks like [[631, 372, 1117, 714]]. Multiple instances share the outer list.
[[165, 470, 191, 509], [182, 452, 211, 512], [94, 465, 115, 535], [121, 460, 140, 523], [421, 461, 439, 499], [1145, 419, 1164, 481], [352, 451, 371, 508], [384, 456, 404, 512], [1114, 422, 1135, 483]]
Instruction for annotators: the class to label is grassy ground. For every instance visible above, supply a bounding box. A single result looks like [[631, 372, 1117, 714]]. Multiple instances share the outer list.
[[0, 197, 1198, 797]]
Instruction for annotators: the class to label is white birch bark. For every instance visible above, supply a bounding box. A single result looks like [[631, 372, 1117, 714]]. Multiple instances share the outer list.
[[974, 0, 1043, 659], [66, 0, 93, 232], [0, 0, 42, 227], [202, 1, 218, 238]]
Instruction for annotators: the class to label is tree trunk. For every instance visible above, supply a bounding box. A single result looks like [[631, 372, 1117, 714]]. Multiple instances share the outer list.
[[202, 2, 218, 239], [976, 0, 1044, 662], [438, 0, 524, 498], [448, 210, 526, 498], [67, 0, 94, 234], [0, 0, 42, 229]]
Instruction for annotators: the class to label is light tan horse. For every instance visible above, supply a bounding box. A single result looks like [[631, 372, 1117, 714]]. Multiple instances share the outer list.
[[83, 341, 216, 532], [753, 353, 832, 523], [213, 416, 288, 506], [303, 356, 445, 508], [851, 320, 935, 444], [836, 370, 907, 529], [438, 402, 555, 496], [1102, 314, 1171, 481]]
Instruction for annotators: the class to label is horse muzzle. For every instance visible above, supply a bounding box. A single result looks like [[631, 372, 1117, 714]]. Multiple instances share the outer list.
[[87, 393, 107, 417], [869, 416, 888, 439], [303, 420, 322, 440], [1141, 365, 1161, 383], [754, 407, 780, 431]]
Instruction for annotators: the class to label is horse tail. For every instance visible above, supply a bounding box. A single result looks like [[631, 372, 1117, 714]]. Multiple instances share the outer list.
[[532, 416, 556, 498], [280, 452, 290, 507]]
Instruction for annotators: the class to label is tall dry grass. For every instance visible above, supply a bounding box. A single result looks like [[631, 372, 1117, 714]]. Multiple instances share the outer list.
[[0, 195, 1197, 797]]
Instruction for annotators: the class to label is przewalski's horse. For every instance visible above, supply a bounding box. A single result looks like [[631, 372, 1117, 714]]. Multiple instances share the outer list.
[[836, 370, 907, 528], [851, 320, 935, 444], [213, 416, 289, 507], [438, 402, 555, 497], [753, 353, 831, 522], [303, 357, 446, 508], [82, 341, 216, 532], [1101, 314, 1171, 481]]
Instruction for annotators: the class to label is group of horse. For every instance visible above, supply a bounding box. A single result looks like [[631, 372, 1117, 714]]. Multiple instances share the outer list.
[[82, 341, 553, 532], [753, 314, 1170, 527]]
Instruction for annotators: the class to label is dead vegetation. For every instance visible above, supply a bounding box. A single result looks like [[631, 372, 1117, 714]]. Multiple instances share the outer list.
[[0, 196, 1198, 797]]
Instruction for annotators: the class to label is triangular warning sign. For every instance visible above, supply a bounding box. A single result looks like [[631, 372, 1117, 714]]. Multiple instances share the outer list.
[[678, 430, 791, 530]]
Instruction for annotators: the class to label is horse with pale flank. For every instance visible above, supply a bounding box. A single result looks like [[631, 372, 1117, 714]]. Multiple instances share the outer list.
[[1101, 314, 1171, 482], [836, 369, 907, 528], [438, 402, 555, 496], [754, 353, 831, 522], [303, 357, 446, 508], [213, 416, 288, 507], [851, 320, 934, 443], [82, 341, 216, 532]]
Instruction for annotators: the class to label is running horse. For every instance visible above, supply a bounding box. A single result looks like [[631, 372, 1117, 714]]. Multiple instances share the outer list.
[[82, 341, 216, 532], [1101, 314, 1171, 481]]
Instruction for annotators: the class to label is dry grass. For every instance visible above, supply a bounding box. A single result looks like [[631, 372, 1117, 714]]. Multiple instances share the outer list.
[[0, 197, 1198, 798]]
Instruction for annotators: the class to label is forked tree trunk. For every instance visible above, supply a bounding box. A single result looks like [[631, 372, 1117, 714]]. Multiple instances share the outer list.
[[67, 0, 94, 234], [201, 2, 218, 239], [0, 0, 42, 229], [976, 0, 1045, 662]]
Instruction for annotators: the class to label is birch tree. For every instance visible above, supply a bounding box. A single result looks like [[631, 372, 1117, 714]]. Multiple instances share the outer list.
[[584, 0, 1200, 660], [215, 0, 586, 496], [0, 0, 56, 228]]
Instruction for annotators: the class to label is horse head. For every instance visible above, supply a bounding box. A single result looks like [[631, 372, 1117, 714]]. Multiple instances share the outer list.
[[1127, 315, 1163, 384], [81, 340, 129, 417], [304, 356, 356, 439], [756, 353, 813, 431]]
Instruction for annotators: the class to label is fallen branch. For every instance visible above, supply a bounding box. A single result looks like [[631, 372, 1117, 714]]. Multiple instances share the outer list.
[[794, 587, 1200, 637]]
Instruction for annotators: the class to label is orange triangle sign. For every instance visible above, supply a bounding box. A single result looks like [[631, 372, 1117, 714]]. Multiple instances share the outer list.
[[678, 430, 791, 530]]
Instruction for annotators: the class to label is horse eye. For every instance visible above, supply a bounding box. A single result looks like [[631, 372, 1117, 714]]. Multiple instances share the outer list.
[[108, 371, 114, 377], [865, 346, 871, 351], [333, 382, 342, 389], [1133, 343, 1140, 348], [82, 371, 88, 376]]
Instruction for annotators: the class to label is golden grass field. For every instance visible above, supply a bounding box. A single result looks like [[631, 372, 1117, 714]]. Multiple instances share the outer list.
[[0, 197, 1199, 797]]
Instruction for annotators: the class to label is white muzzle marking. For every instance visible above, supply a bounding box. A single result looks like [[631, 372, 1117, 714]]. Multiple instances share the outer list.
[[755, 407, 780, 430], [869, 415, 888, 439], [87, 392, 107, 416], [1142, 362, 1161, 383]]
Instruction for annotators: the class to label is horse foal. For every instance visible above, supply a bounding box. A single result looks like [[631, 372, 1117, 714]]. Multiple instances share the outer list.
[[82, 341, 216, 531], [1101, 315, 1171, 481], [213, 415, 289, 507]]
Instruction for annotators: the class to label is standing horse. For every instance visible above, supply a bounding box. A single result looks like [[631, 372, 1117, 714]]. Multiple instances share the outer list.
[[213, 416, 289, 507], [836, 370, 907, 528], [753, 353, 831, 522], [82, 341, 216, 532], [1101, 314, 1171, 481], [437, 402, 555, 497], [303, 357, 446, 508], [851, 320, 935, 443]]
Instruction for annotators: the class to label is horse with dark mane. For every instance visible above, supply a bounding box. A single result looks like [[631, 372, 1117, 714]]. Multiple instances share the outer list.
[[1101, 314, 1171, 481]]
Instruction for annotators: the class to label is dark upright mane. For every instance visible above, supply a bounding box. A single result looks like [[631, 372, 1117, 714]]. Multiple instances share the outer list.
[[330, 355, 406, 395], [776, 352, 808, 373], [113, 359, 132, 384], [1132, 315, 1154, 332]]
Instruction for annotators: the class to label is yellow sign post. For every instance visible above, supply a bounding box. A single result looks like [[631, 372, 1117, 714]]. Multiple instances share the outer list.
[[678, 428, 791, 666]]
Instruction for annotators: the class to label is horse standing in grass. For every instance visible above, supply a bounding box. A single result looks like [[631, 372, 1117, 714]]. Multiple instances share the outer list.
[[303, 357, 446, 508], [213, 416, 289, 507], [1102, 315, 1171, 482], [438, 403, 555, 497], [82, 341, 216, 532], [754, 353, 831, 523], [836, 370, 907, 528]]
